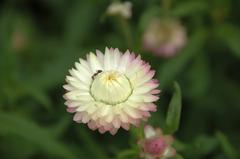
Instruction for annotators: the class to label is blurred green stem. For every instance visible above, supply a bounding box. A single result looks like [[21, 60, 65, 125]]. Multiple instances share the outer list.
[[119, 17, 133, 48], [162, 0, 172, 15], [216, 132, 238, 159], [76, 127, 109, 159], [130, 122, 144, 140], [117, 149, 138, 159]]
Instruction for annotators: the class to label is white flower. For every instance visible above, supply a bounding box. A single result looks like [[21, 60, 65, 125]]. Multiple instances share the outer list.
[[106, 1, 132, 19], [63, 48, 160, 135]]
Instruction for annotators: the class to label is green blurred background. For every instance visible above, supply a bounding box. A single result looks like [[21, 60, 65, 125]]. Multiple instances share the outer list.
[[0, 0, 239, 159]]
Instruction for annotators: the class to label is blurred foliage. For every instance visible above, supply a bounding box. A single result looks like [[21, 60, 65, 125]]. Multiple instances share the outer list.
[[0, 0, 240, 159]]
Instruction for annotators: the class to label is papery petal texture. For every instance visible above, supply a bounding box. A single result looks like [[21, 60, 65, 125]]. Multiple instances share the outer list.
[[63, 48, 160, 135]]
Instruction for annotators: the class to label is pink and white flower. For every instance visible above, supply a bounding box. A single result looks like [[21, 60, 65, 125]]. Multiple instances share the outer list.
[[63, 48, 160, 135], [138, 125, 176, 159], [143, 19, 187, 58]]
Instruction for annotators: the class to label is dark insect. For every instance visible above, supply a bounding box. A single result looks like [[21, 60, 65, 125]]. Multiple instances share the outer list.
[[92, 70, 102, 80]]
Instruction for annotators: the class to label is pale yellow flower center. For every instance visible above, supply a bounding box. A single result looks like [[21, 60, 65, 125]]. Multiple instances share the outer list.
[[90, 70, 132, 105]]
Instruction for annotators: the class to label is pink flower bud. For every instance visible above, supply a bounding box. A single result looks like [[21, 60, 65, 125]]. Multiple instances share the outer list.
[[144, 137, 167, 156], [138, 125, 176, 159]]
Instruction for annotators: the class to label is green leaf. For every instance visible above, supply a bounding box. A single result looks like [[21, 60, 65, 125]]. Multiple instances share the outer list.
[[171, 1, 209, 17], [193, 135, 218, 155], [173, 139, 188, 152], [216, 132, 238, 159], [0, 135, 36, 159], [47, 115, 71, 138], [27, 46, 78, 90], [21, 84, 52, 111], [158, 29, 207, 89], [164, 82, 182, 134], [0, 112, 76, 159], [215, 24, 240, 58]]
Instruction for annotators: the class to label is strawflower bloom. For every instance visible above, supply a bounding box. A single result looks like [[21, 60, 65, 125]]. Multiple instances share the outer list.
[[106, 1, 132, 19], [63, 48, 160, 135], [143, 19, 187, 58], [138, 125, 176, 159]]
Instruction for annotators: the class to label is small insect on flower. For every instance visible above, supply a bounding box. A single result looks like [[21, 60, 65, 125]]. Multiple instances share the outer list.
[[63, 48, 160, 135], [91, 70, 102, 80], [138, 125, 176, 159]]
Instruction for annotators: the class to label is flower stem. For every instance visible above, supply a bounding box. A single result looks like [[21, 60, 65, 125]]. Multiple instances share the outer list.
[[76, 127, 109, 159], [117, 149, 138, 159], [162, 0, 172, 17], [119, 17, 133, 48], [162, 0, 172, 11]]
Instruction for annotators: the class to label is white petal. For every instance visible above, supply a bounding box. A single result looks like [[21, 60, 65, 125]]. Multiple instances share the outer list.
[[96, 49, 104, 65], [87, 52, 103, 72], [63, 84, 75, 91], [105, 112, 114, 123], [99, 105, 112, 116], [125, 55, 142, 76], [117, 50, 131, 73], [64, 101, 81, 107], [112, 117, 121, 128], [119, 110, 129, 123], [144, 125, 156, 139], [76, 60, 92, 76], [111, 48, 121, 70], [123, 106, 142, 119], [133, 83, 159, 95], [104, 47, 112, 70]]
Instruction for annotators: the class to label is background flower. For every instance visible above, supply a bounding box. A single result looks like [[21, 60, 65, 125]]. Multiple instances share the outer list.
[[143, 19, 187, 58], [106, 1, 132, 19]]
